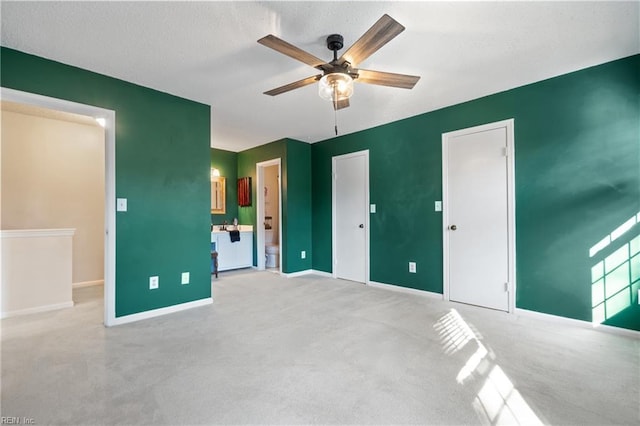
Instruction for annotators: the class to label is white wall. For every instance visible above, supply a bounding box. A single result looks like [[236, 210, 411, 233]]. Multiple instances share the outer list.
[[264, 165, 279, 243], [1, 104, 105, 284]]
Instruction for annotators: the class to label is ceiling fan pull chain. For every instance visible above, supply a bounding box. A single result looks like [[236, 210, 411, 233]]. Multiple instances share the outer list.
[[333, 96, 339, 135], [333, 85, 339, 135]]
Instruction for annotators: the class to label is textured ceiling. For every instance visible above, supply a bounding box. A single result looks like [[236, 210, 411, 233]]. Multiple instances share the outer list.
[[1, 1, 638, 152]]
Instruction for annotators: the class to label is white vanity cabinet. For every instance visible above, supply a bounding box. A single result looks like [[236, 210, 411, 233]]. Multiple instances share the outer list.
[[211, 230, 253, 271]]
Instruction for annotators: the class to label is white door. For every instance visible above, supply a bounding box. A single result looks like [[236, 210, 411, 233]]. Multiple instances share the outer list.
[[333, 151, 369, 283], [443, 120, 515, 312]]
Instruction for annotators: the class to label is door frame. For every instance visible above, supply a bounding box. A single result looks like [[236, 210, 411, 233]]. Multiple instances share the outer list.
[[442, 119, 516, 313], [256, 158, 282, 272], [1, 87, 117, 326], [332, 150, 370, 283]]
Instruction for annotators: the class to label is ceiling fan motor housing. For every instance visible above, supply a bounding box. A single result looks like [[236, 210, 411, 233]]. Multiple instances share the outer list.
[[326, 34, 344, 52], [323, 34, 357, 79]]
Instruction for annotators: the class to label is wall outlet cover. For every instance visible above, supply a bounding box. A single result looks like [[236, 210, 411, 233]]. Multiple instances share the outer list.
[[181, 272, 190, 285], [301, 251, 306, 259], [435, 201, 442, 212], [409, 262, 417, 273], [149, 276, 159, 289], [370, 204, 376, 213], [117, 198, 128, 212]]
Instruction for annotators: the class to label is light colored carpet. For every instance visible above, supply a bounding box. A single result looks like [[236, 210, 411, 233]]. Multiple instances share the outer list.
[[1, 270, 638, 425]]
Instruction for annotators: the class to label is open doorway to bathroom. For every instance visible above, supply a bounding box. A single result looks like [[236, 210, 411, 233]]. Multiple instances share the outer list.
[[256, 159, 281, 272]]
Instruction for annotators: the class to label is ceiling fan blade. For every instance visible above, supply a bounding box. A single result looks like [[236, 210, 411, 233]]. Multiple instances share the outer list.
[[338, 14, 405, 67], [356, 69, 420, 89], [258, 35, 327, 69], [333, 98, 350, 110], [264, 75, 322, 96]]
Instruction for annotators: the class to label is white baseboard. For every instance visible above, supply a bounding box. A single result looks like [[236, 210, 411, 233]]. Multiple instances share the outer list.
[[311, 269, 333, 278], [368, 281, 444, 299], [1, 301, 74, 319], [107, 298, 213, 327], [283, 269, 334, 278], [514, 308, 640, 338], [73, 280, 104, 288], [283, 269, 313, 278]]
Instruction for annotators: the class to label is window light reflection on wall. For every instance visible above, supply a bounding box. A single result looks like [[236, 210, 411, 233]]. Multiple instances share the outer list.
[[590, 212, 640, 324]]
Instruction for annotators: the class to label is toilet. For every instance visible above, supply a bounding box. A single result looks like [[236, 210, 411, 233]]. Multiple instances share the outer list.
[[265, 229, 279, 268]]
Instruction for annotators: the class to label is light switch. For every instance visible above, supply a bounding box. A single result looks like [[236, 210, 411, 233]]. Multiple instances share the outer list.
[[117, 198, 128, 212], [370, 204, 376, 213], [434, 201, 442, 212]]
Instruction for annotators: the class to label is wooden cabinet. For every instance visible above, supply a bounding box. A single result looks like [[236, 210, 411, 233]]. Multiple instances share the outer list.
[[211, 231, 253, 271]]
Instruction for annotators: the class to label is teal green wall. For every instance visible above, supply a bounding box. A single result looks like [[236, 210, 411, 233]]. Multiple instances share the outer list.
[[284, 140, 313, 272], [1, 47, 212, 317], [210, 148, 238, 224], [237, 138, 312, 273], [5, 46, 636, 330], [312, 55, 640, 330]]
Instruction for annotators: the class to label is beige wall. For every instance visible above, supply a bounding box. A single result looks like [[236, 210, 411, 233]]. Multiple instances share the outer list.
[[1, 106, 105, 284]]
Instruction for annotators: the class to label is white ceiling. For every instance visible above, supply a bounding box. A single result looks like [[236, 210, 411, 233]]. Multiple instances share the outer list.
[[1, 1, 638, 152]]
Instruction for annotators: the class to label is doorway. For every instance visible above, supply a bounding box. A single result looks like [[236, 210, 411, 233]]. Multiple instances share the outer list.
[[256, 158, 282, 272], [332, 150, 370, 283], [442, 119, 515, 312], [1, 88, 117, 325]]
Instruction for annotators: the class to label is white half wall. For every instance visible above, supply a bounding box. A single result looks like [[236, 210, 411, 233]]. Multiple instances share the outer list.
[[1, 229, 75, 318]]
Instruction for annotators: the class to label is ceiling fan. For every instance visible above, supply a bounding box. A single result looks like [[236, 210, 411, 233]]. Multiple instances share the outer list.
[[258, 14, 420, 112]]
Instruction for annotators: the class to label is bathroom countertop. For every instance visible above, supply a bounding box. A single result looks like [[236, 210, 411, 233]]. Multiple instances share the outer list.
[[211, 225, 253, 233]]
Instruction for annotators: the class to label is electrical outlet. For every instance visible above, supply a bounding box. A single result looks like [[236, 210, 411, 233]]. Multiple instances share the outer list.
[[435, 201, 442, 212], [149, 276, 159, 289], [370, 204, 376, 213], [301, 250, 306, 259], [409, 262, 417, 273], [181, 272, 190, 285]]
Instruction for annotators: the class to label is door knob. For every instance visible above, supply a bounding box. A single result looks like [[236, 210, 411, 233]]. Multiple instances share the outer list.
[[450, 225, 457, 230], [359, 224, 364, 228]]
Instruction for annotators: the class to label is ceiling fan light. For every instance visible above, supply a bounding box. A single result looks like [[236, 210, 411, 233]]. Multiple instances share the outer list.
[[318, 73, 354, 101]]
